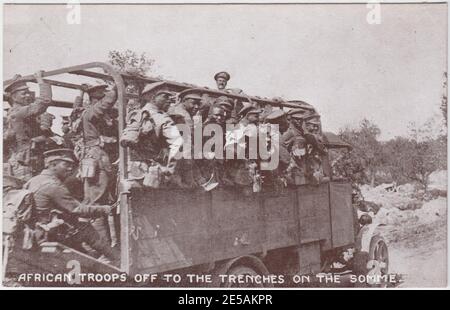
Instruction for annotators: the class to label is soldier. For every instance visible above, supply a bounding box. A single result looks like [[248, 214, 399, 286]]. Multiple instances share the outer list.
[[215, 96, 237, 124], [264, 109, 289, 135], [283, 110, 327, 185], [24, 149, 118, 263], [169, 89, 203, 129], [30, 112, 66, 174], [226, 102, 263, 192], [79, 85, 118, 247], [4, 71, 52, 181], [199, 105, 228, 188], [79, 84, 117, 200], [282, 110, 309, 185], [204, 105, 227, 129], [302, 114, 328, 184], [262, 109, 291, 181], [120, 82, 183, 184], [214, 71, 231, 91]]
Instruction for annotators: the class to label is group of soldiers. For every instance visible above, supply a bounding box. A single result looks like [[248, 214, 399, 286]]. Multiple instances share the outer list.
[[121, 71, 328, 192], [3, 71, 120, 264], [2, 69, 328, 265]]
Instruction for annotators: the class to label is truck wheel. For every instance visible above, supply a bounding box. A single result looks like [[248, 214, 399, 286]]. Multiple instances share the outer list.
[[222, 265, 265, 288], [368, 235, 389, 276], [353, 235, 389, 287]]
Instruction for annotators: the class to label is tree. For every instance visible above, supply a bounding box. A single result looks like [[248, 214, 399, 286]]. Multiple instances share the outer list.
[[338, 119, 384, 186], [384, 119, 447, 191], [107, 49, 158, 100], [108, 49, 155, 77]]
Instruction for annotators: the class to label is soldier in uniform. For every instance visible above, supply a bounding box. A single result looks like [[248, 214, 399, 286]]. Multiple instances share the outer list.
[[302, 114, 328, 184], [30, 112, 66, 174], [225, 102, 263, 191], [168, 89, 203, 129], [282, 110, 310, 185], [120, 82, 183, 185], [214, 71, 231, 91], [264, 109, 289, 135], [282, 110, 327, 185], [262, 109, 291, 185], [198, 105, 228, 188], [4, 71, 52, 181], [214, 96, 237, 124], [24, 149, 118, 263], [79, 85, 118, 247]]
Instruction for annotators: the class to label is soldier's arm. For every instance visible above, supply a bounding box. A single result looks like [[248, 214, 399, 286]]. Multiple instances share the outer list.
[[12, 71, 52, 119], [48, 184, 111, 217], [304, 133, 327, 155], [47, 183, 82, 213], [74, 84, 88, 108], [161, 118, 183, 163], [85, 88, 118, 120]]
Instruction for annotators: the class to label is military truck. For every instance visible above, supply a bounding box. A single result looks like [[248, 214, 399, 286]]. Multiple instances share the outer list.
[[2, 62, 389, 287]]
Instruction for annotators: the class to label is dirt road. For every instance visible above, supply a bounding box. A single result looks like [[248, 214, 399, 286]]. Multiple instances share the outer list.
[[378, 199, 447, 288]]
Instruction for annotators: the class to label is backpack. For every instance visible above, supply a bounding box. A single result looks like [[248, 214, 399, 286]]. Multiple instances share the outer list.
[[3, 188, 34, 235]]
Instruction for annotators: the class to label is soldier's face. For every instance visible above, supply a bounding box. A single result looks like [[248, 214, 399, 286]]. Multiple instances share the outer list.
[[305, 122, 320, 134], [89, 90, 106, 100], [211, 107, 225, 125], [11, 89, 31, 105], [51, 160, 74, 180], [247, 113, 260, 124], [216, 78, 227, 90], [154, 93, 171, 112], [292, 118, 303, 130], [184, 99, 201, 116]]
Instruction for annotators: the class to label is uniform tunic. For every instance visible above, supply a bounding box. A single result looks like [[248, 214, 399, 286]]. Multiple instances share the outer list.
[[6, 82, 52, 181], [24, 169, 115, 259], [80, 91, 117, 205]]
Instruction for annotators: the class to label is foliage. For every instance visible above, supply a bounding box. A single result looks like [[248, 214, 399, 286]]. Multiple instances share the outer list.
[[334, 117, 446, 192], [108, 49, 158, 96], [338, 119, 384, 186], [383, 135, 446, 191], [108, 49, 155, 77]]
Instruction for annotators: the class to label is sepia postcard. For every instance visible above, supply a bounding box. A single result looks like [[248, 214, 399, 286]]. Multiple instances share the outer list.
[[1, 1, 448, 291]]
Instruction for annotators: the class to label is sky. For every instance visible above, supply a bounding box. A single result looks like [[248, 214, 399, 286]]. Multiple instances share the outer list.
[[2, 3, 448, 139]]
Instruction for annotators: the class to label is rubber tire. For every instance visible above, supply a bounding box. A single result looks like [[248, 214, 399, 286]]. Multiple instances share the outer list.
[[368, 235, 389, 275], [353, 235, 389, 287], [222, 265, 265, 288]]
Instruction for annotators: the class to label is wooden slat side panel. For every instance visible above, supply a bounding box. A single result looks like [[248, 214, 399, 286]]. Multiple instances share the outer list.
[[297, 184, 332, 249], [129, 189, 210, 272], [210, 189, 264, 261], [330, 182, 355, 247], [298, 242, 322, 275], [262, 189, 298, 249]]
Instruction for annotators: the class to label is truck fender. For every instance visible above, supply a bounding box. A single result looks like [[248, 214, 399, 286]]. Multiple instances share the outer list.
[[210, 255, 270, 286], [355, 222, 383, 253]]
